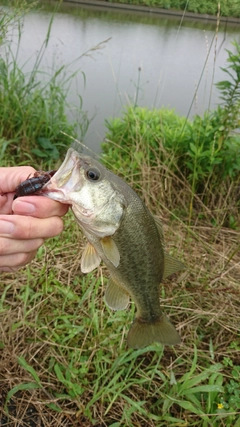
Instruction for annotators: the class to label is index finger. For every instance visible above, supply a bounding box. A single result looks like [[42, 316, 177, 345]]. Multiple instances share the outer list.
[[0, 214, 64, 240], [12, 195, 69, 218]]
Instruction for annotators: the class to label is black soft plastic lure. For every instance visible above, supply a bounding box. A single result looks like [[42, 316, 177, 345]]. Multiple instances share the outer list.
[[13, 170, 56, 200]]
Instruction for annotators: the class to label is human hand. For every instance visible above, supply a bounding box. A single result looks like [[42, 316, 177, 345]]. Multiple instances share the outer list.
[[0, 166, 68, 272]]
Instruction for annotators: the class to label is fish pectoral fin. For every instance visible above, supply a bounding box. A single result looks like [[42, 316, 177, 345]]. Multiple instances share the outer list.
[[163, 252, 185, 279], [100, 237, 120, 267], [127, 313, 181, 349], [81, 242, 101, 273], [105, 277, 129, 311]]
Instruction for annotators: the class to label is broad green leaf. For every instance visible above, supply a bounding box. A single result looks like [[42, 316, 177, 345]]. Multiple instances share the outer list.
[[31, 148, 47, 158], [162, 397, 174, 414], [37, 137, 53, 149], [178, 363, 223, 393], [176, 399, 205, 416], [183, 385, 224, 395], [189, 142, 198, 154]]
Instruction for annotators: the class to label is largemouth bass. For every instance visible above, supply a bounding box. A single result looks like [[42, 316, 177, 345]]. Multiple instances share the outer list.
[[43, 148, 184, 349]]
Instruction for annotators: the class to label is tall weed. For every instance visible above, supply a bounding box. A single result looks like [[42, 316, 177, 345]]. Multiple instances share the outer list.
[[0, 4, 89, 168], [102, 42, 240, 227]]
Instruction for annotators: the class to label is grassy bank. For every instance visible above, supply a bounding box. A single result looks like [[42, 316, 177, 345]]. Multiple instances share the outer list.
[[103, 41, 240, 229], [0, 0, 90, 169], [1, 213, 239, 426], [100, 0, 240, 18], [0, 4, 240, 427]]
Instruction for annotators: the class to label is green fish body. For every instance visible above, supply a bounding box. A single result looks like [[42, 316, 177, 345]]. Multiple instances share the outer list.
[[44, 148, 184, 349]]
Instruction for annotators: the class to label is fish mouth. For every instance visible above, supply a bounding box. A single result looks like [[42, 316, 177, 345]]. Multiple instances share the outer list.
[[42, 148, 109, 221], [42, 148, 84, 203]]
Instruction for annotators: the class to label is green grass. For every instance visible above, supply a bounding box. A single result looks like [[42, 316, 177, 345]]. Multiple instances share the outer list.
[[0, 211, 239, 426], [102, 39, 240, 229], [0, 0, 91, 169], [105, 0, 240, 18]]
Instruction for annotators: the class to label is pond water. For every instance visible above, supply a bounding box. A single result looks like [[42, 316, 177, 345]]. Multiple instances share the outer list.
[[8, 1, 240, 153]]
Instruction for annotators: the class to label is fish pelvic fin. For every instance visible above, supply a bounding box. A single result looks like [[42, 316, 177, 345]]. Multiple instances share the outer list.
[[81, 242, 101, 273], [127, 313, 181, 349], [105, 277, 130, 311], [163, 253, 185, 279], [100, 236, 120, 267]]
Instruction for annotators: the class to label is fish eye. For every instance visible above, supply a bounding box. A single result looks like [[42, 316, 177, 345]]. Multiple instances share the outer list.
[[86, 167, 101, 181]]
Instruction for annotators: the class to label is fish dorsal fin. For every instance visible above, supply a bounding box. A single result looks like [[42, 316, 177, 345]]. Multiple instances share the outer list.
[[105, 277, 129, 311], [163, 252, 185, 279], [81, 242, 101, 273], [100, 237, 120, 267]]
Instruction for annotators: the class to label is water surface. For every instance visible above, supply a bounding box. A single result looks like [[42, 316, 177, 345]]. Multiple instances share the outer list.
[[8, 2, 240, 152]]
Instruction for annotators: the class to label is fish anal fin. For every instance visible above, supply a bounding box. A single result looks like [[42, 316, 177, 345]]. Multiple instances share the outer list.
[[127, 313, 181, 349], [163, 252, 185, 280], [105, 277, 129, 311], [100, 236, 120, 267], [81, 242, 101, 273]]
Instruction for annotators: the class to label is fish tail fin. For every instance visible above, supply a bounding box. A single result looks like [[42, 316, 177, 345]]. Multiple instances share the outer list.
[[127, 314, 181, 349]]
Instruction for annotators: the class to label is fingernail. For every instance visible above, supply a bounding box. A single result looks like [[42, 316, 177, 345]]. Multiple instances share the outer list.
[[0, 220, 15, 234], [13, 200, 36, 214]]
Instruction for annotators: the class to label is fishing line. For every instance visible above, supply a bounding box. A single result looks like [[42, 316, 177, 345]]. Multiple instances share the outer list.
[[184, 4, 226, 122], [61, 131, 99, 158], [179, 13, 228, 146], [184, 33, 216, 121], [155, 0, 223, 127], [61, 131, 134, 174], [175, 0, 190, 41], [61, 132, 115, 171], [208, 3, 221, 110], [60, 131, 138, 178]]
